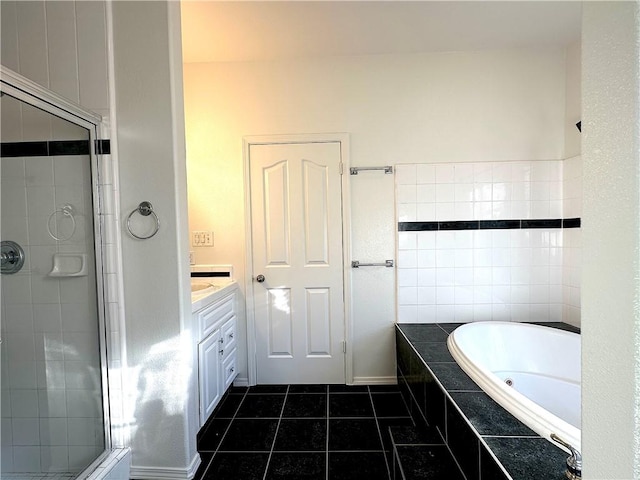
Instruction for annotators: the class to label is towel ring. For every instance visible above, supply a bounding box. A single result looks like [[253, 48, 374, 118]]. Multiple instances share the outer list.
[[47, 204, 77, 242], [126, 201, 160, 240]]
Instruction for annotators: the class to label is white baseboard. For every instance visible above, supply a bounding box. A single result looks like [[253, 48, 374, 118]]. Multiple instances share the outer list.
[[351, 376, 397, 385], [130, 454, 200, 480], [233, 376, 249, 387]]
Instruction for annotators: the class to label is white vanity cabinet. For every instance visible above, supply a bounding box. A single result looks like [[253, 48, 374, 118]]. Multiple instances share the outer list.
[[195, 285, 239, 426]]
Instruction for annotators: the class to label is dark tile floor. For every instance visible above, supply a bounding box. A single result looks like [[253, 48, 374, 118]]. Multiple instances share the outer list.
[[194, 384, 415, 480]]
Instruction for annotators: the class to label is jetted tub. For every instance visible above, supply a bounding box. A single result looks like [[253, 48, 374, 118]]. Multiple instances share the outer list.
[[447, 321, 581, 452]]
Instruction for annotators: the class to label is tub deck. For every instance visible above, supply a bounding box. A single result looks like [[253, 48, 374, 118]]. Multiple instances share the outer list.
[[396, 322, 579, 480]]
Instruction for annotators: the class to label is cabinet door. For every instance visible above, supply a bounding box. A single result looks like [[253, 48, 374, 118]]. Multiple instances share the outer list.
[[198, 329, 222, 425]]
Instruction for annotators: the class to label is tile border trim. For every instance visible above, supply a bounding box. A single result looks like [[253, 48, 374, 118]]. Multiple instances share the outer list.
[[398, 218, 580, 232]]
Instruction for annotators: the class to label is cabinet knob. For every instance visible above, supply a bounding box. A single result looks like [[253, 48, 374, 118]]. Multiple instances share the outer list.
[[256, 274, 265, 283], [219, 349, 224, 356], [230, 367, 234, 373], [219, 338, 224, 344], [229, 333, 234, 339]]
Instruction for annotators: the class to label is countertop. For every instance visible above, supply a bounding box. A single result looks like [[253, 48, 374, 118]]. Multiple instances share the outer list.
[[191, 280, 237, 313]]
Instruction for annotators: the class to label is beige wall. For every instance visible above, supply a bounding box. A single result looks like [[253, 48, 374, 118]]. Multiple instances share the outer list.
[[183, 48, 567, 382]]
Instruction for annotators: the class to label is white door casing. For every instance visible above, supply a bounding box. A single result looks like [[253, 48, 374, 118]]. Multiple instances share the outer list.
[[245, 136, 350, 384]]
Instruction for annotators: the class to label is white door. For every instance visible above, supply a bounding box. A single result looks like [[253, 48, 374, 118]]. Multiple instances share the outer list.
[[249, 141, 345, 384]]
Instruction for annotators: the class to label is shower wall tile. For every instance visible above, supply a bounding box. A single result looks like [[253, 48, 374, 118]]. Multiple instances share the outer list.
[[12, 417, 41, 445], [1, 2, 19, 72], [76, 1, 109, 114], [10, 389, 39, 418], [16, 2, 49, 88], [41, 445, 70, 472], [2, 3, 115, 475], [38, 389, 67, 418], [46, 1, 81, 103], [12, 445, 41, 472]]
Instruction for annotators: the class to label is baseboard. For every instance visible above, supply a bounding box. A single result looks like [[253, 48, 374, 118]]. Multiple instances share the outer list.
[[130, 454, 200, 480], [351, 376, 397, 385], [233, 376, 249, 387]]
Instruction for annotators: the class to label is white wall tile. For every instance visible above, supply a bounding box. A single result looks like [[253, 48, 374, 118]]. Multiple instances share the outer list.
[[435, 164, 455, 183], [41, 445, 69, 472], [38, 389, 67, 418], [16, 1, 49, 88], [75, 1, 109, 112], [1, 1, 20, 71], [12, 417, 40, 445], [40, 418, 68, 446], [36, 360, 65, 390], [12, 445, 41, 472], [10, 389, 39, 418], [397, 305, 418, 323], [416, 203, 435, 221], [416, 250, 435, 268], [454, 163, 474, 183], [416, 184, 436, 203], [397, 268, 417, 287], [416, 305, 437, 322], [435, 184, 455, 203], [417, 268, 436, 286], [416, 164, 435, 184], [397, 203, 416, 222], [46, 1, 80, 103]]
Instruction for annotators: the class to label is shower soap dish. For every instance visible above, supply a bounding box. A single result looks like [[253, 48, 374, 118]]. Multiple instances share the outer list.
[[48, 253, 88, 277]]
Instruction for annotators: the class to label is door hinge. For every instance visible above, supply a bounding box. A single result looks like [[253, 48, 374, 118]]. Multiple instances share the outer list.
[[339, 162, 344, 175], [342, 341, 347, 353]]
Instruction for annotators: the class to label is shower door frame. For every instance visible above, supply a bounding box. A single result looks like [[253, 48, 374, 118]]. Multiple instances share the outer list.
[[1, 65, 115, 477]]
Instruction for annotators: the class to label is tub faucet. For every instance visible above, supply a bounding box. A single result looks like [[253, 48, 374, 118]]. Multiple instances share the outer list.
[[551, 433, 582, 479]]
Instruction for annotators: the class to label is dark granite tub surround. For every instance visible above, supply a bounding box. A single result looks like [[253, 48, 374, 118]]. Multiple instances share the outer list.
[[396, 322, 571, 480]]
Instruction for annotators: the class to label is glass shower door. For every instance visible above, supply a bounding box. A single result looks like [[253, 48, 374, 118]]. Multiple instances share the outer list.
[[1, 91, 108, 479]]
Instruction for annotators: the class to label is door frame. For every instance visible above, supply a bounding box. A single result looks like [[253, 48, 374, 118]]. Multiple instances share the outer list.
[[243, 133, 352, 386]]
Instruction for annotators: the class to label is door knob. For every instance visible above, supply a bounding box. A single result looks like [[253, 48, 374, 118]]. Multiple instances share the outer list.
[[256, 274, 265, 283]]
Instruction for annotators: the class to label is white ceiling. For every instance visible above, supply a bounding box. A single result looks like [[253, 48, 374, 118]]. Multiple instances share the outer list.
[[180, 1, 582, 64]]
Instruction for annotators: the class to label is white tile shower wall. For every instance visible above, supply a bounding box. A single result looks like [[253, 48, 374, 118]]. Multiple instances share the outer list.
[[396, 161, 567, 323], [0, 117, 106, 474], [1, 0, 111, 117], [1, 151, 105, 475], [2, 0, 127, 475]]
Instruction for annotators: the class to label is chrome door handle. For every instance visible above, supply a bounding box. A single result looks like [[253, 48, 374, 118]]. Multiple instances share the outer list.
[[256, 274, 265, 283]]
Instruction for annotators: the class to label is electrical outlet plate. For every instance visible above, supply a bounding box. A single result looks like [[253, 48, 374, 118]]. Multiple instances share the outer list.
[[192, 231, 214, 247]]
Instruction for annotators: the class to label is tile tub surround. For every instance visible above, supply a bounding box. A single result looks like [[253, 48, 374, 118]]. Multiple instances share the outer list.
[[396, 323, 579, 480], [395, 161, 583, 326]]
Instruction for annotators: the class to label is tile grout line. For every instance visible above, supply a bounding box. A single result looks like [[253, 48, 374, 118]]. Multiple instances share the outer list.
[[262, 385, 290, 480], [202, 388, 249, 477], [325, 385, 330, 480], [368, 386, 393, 480]]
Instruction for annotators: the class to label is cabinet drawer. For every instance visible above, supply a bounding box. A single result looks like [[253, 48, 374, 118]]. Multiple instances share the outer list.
[[199, 293, 235, 338], [222, 348, 237, 390], [220, 316, 237, 352]]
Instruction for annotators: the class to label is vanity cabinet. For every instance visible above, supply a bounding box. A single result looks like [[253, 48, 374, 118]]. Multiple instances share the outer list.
[[195, 287, 238, 426]]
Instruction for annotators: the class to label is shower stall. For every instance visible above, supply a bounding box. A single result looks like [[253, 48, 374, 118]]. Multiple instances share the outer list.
[[1, 73, 113, 479]]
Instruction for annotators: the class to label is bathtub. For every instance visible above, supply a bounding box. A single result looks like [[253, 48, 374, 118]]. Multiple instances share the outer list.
[[447, 321, 581, 452]]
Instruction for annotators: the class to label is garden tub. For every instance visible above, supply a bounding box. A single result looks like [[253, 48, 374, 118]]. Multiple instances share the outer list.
[[447, 321, 581, 452]]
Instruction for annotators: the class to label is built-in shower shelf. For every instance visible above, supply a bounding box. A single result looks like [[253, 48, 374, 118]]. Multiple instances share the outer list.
[[48, 253, 88, 277]]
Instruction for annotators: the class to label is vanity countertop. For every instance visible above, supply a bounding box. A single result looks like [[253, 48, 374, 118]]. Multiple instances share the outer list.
[[191, 280, 237, 313]]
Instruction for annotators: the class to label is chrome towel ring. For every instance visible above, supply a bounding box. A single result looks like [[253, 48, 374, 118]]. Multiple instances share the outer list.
[[47, 204, 76, 242], [126, 201, 160, 239]]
